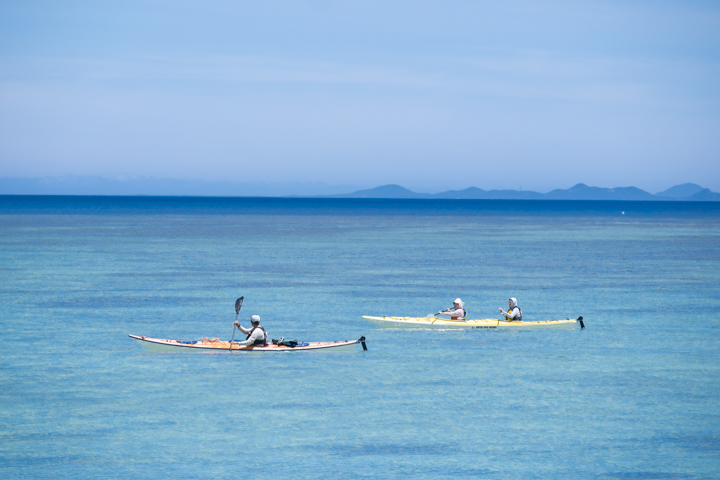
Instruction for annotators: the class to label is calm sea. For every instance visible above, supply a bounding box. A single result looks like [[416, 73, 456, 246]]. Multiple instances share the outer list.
[[1, 196, 719, 479]]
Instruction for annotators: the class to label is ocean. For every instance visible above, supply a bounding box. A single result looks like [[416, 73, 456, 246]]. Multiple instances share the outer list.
[[1, 196, 719, 478]]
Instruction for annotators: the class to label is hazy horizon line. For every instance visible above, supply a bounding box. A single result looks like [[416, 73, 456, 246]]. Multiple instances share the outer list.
[[0, 174, 712, 196]]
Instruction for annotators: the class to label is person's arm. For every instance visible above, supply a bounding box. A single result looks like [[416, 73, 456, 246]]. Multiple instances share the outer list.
[[234, 323, 251, 334], [439, 308, 463, 318], [236, 328, 262, 346], [498, 308, 512, 320]]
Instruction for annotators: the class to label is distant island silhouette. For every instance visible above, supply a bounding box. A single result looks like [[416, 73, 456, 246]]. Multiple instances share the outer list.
[[329, 183, 720, 201], [0, 176, 718, 201]]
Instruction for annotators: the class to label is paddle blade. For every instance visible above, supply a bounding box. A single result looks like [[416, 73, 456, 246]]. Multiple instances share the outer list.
[[235, 297, 244, 314]]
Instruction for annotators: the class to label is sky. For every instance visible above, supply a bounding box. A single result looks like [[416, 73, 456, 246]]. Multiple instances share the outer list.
[[0, 0, 719, 193]]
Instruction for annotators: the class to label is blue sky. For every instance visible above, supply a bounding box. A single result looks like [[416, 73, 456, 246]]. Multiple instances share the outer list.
[[1, 0, 718, 193]]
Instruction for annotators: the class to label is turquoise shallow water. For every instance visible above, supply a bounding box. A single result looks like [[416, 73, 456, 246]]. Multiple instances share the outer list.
[[1, 197, 719, 478]]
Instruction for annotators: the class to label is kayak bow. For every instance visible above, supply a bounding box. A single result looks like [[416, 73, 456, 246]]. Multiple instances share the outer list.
[[129, 334, 367, 352]]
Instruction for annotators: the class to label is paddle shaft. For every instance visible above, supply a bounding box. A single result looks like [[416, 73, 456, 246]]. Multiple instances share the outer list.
[[230, 297, 244, 352], [229, 313, 238, 351]]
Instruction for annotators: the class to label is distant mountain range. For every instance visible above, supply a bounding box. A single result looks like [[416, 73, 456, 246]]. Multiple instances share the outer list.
[[330, 183, 720, 201], [0, 176, 718, 201], [0, 175, 359, 197]]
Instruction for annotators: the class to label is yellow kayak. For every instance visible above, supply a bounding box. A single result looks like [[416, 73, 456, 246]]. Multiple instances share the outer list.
[[362, 316, 584, 330]]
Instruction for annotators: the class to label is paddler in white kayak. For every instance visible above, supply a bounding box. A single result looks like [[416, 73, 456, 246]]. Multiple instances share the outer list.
[[233, 315, 269, 346], [437, 298, 467, 320], [498, 298, 523, 322]]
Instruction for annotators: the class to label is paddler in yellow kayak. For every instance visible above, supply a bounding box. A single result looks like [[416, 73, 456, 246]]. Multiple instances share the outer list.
[[233, 315, 269, 346], [437, 298, 467, 320], [498, 298, 523, 322]]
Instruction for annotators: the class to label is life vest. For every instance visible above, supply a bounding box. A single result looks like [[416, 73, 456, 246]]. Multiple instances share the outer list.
[[509, 307, 522, 321], [246, 326, 268, 346]]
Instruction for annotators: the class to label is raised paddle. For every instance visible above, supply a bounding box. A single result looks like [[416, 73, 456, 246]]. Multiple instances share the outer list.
[[229, 297, 243, 351]]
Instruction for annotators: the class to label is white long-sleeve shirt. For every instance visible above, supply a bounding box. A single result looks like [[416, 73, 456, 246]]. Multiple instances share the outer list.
[[235, 325, 267, 346], [439, 307, 465, 319], [499, 307, 521, 321]]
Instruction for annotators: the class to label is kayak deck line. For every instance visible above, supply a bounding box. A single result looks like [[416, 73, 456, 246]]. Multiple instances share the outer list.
[[129, 334, 367, 352], [362, 316, 583, 330]]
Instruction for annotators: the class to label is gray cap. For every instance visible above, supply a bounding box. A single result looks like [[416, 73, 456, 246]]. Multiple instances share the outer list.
[[250, 315, 261, 324]]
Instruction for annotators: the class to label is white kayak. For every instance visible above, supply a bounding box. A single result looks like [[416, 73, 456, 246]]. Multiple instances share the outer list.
[[362, 316, 584, 330], [129, 334, 368, 352]]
